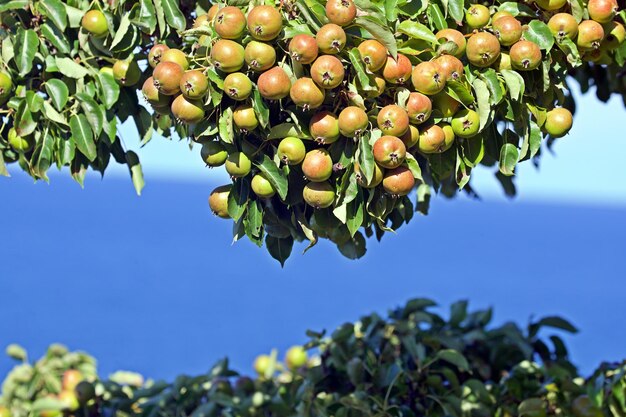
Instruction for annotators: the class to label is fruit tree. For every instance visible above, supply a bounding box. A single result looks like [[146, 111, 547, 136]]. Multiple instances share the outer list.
[[1, 0, 625, 264], [2, 298, 626, 417]]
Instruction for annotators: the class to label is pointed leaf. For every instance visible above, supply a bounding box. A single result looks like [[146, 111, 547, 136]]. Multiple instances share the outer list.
[[70, 114, 97, 161]]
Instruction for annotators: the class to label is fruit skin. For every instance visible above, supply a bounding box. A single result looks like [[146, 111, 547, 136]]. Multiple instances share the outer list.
[[310, 55, 345, 89], [62, 370, 84, 391], [400, 125, 420, 148], [0, 72, 13, 102], [496, 52, 512, 71], [302, 148, 333, 182], [257, 66, 291, 100], [225, 152, 252, 177], [435, 55, 464, 82], [382, 166, 415, 196], [278, 137, 306, 165], [81, 10, 108, 37], [357, 40, 388, 72], [418, 124, 447, 153], [8, 128, 34, 152], [411, 61, 445, 95], [209, 185, 231, 218], [112, 58, 141, 86], [364, 75, 386, 98], [161, 48, 189, 70], [233, 104, 259, 131], [254, 354, 271, 375], [316, 24, 346, 54], [207, 4, 220, 21], [432, 92, 460, 118], [171, 95, 205, 124], [492, 10, 513, 22], [247, 6, 283, 41], [310, 111, 340, 144], [59, 391, 79, 411], [338, 106, 369, 137], [373, 135, 406, 169], [535, 0, 567, 10], [142, 77, 170, 107], [435, 29, 467, 58], [377, 105, 410, 137], [588, 0, 618, 23], [303, 181, 335, 208], [180, 70, 209, 99], [0, 406, 11, 417], [193, 13, 210, 28], [406, 93, 433, 125], [440, 122, 455, 151], [510, 40, 542, 70], [382, 54, 412, 84], [223, 72, 252, 101], [493, 16, 523, 46], [211, 39, 245, 73], [602, 21, 626, 49], [214, 6, 246, 39], [451, 109, 480, 138], [244, 41, 276, 72], [548, 13, 579, 40], [75, 381, 96, 404], [285, 346, 308, 370], [251, 174, 276, 198], [153, 62, 184, 96], [289, 34, 319, 64], [290, 78, 325, 110], [544, 107, 573, 137], [465, 4, 490, 29], [466, 32, 501, 67], [148, 44, 169, 68], [201, 141, 228, 167], [577, 20, 605, 49], [325, 0, 357, 26], [355, 162, 384, 188]]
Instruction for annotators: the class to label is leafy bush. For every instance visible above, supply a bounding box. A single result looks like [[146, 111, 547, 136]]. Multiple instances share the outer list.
[[2, 299, 625, 417], [0, 0, 625, 263]]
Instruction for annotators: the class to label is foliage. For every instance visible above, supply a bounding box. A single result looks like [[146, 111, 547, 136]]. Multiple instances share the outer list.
[[0, 0, 625, 263], [1, 299, 626, 417]]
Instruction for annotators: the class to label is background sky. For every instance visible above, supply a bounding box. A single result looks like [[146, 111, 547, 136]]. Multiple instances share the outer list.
[[1, 85, 624, 383]]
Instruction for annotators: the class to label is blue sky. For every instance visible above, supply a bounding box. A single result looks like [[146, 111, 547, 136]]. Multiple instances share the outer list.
[[1, 84, 624, 383]]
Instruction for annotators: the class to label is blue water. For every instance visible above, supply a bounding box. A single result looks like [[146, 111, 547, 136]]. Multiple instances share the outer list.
[[1, 173, 625, 381]]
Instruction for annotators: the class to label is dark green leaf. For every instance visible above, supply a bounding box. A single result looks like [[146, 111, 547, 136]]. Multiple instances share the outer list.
[[15, 29, 39, 77], [499, 143, 518, 176], [436, 349, 469, 371], [266, 235, 294, 267], [76, 93, 105, 137], [255, 155, 288, 200], [70, 114, 97, 162], [97, 72, 120, 110], [38, 0, 67, 31], [157, 0, 186, 31], [40, 23, 71, 55], [524, 20, 554, 51]]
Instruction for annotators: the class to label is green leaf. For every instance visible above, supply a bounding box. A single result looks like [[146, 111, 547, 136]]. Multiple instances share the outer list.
[[40, 23, 71, 55], [131, 0, 157, 33], [497, 2, 536, 17], [499, 143, 518, 176], [252, 88, 270, 129], [501, 69, 525, 102], [556, 37, 582, 67], [524, 20, 554, 51], [32, 397, 66, 412], [55, 57, 89, 79], [447, 0, 464, 23], [70, 114, 97, 161], [255, 155, 288, 200], [355, 16, 398, 59], [405, 153, 423, 181], [266, 235, 294, 267], [348, 49, 374, 91], [0, 0, 28, 12], [123, 151, 144, 196], [76, 93, 105, 137], [534, 316, 578, 333], [32, 131, 55, 180], [219, 108, 234, 144], [111, 14, 132, 49], [42, 101, 69, 126], [0, 153, 9, 177], [267, 123, 307, 140], [245, 199, 264, 239], [157, 0, 186, 31], [346, 192, 364, 237], [397, 20, 437, 44], [480, 69, 504, 105], [427, 3, 447, 30], [472, 78, 492, 131], [436, 349, 469, 371], [37, 0, 67, 31], [357, 133, 375, 183], [15, 29, 39, 77], [15, 101, 36, 137], [337, 231, 366, 259], [97, 72, 120, 110], [228, 178, 249, 221], [446, 80, 475, 106], [45, 79, 69, 112], [65, 5, 84, 28]]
